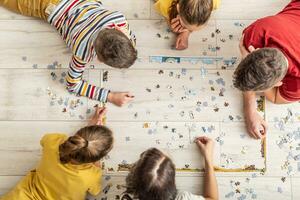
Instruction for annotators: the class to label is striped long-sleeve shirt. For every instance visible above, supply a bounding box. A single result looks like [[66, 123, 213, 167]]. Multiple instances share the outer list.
[[48, 0, 136, 102]]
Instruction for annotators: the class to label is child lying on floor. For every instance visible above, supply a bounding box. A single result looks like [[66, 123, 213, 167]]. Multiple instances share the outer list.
[[121, 136, 219, 200], [0, 0, 136, 107], [1, 107, 113, 200], [154, 0, 220, 50]]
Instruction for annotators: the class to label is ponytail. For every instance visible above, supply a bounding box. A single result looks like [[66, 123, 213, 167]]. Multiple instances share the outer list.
[[59, 135, 88, 163], [59, 125, 113, 164]]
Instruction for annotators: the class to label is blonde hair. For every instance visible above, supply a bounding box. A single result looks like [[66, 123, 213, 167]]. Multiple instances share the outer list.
[[169, 0, 213, 26], [59, 125, 113, 164]]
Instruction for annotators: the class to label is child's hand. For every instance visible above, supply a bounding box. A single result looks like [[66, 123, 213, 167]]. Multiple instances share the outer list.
[[107, 92, 134, 107], [89, 106, 107, 126], [175, 31, 190, 50], [195, 136, 214, 166], [170, 16, 188, 33]]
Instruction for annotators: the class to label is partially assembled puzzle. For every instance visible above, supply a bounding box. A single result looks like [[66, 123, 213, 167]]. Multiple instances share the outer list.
[[97, 56, 267, 173]]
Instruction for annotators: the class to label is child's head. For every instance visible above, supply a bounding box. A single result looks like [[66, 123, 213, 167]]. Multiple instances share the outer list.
[[233, 48, 288, 92], [125, 148, 177, 200], [94, 29, 137, 68], [169, 0, 213, 31], [59, 125, 113, 164]]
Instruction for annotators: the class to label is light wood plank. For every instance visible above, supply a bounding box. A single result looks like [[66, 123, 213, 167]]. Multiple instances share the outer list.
[[292, 177, 300, 200], [218, 176, 292, 200], [101, 0, 150, 19], [219, 122, 265, 170], [266, 101, 300, 123], [103, 69, 244, 122], [0, 69, 93, 120], [104, 121, 221, 172], [0, 20, 70, 69], [214, 0, 290, 20], [216, 20, 254, 69], [266, 122, 300, 177]]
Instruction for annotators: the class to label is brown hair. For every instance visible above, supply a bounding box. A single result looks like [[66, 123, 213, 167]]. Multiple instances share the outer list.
[[59, 125, 113, 164], [124, 148, 177, 200], [94, 29, 137, 68], [169, 0, 213, 26], [233, 48, 288, 91]]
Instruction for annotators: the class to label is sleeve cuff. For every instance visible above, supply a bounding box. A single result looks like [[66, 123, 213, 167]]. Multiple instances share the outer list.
[[98, 88, 110, 102]]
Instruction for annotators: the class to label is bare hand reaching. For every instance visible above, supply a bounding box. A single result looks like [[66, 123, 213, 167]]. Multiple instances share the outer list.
[[107, 92, 134, 107], [196, 137, 218, 200], [195, 136, 214, 167], [89, 106, 107, 126]]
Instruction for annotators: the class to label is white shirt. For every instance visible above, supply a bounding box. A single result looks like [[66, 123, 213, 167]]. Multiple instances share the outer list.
[[175, 191, 205, 200]]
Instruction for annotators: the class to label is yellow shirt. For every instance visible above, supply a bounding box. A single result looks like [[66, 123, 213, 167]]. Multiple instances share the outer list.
[[1, 134, 102, 200], [154, 0, 220, 19]]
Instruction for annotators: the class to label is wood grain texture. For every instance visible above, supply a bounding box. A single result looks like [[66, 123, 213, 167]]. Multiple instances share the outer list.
[[0, 1, 299, 199], [103, 69, 244, 122]]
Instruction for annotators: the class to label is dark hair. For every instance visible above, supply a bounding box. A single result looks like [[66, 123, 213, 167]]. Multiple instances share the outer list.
[[233, 48, 288, 91], [59, 125, 113, 164], [123, 148, 177, 200], [169, 0, 213, 25], [94, 29, 137, 68]]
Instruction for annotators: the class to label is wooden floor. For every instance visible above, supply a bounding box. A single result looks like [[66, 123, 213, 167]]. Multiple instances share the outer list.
[[1, 0, 300, 199]]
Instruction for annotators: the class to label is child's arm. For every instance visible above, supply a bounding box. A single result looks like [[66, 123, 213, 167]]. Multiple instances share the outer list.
[[175, 31, 190, 50], [66, 55, 109, 102], [66, 56, 134, 106], [203, 161, 218, 200], [88, 106, 107, 126], [195, 137, 218, 200]]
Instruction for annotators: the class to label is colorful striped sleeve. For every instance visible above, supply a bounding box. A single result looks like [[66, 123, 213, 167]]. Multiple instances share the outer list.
[[66, 55, 109, 102]]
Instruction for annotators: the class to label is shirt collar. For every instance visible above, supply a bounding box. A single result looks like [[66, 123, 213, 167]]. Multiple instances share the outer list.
[[106, 22, 136, 47]]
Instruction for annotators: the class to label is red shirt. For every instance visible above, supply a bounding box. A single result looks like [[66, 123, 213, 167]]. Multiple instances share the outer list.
[[243, 0, 300, 101]]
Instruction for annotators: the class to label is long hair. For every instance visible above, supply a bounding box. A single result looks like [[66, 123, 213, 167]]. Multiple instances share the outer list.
[[59, 125, 113, 164], [169, 0, 213, 26], [123, 148, 177, 200]]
